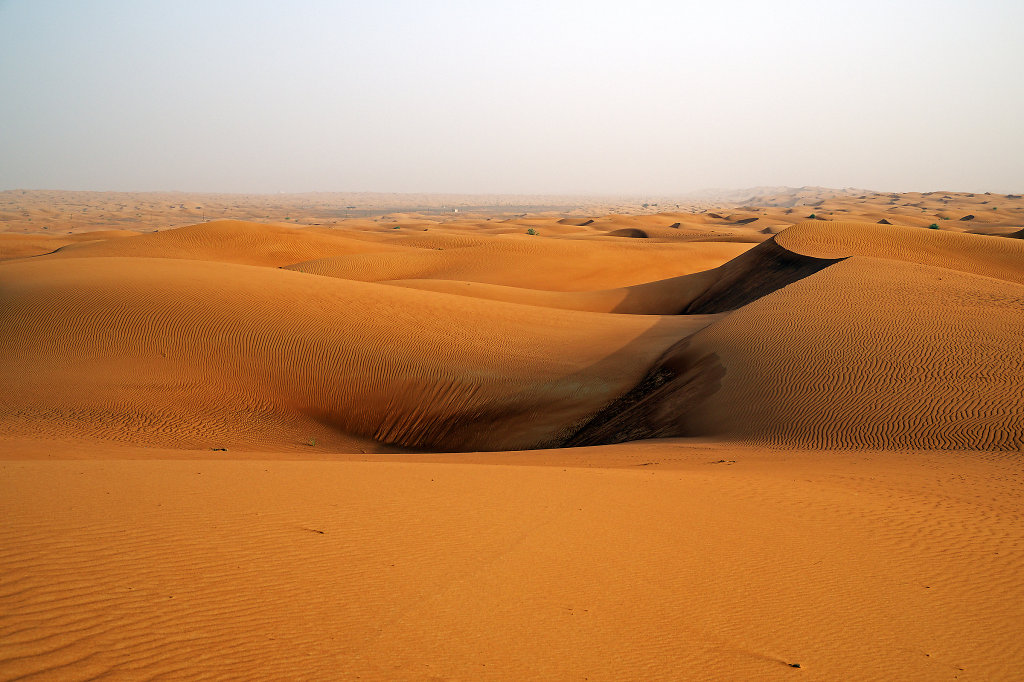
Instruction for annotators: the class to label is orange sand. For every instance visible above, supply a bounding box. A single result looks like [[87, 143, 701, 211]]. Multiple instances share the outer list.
[[1, 188, 1023, 679]]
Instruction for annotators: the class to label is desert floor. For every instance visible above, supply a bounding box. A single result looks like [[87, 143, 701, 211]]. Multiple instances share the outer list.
[[2, 188, 1023, 680]]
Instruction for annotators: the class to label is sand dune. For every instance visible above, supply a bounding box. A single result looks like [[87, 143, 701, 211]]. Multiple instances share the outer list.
[[571, 222, 1024, 450], [685, 256, 1024, 449], [381, 271, 721, 315], [2, 188, 1023, 679], [0, 232, 73, 260], [0, 254, 713, 451], [41, 219, 404, 267], [283, 235, 750, 290], [775, 220, 1024, 284]]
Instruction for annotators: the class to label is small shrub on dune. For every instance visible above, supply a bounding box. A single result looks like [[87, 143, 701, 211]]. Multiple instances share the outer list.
[[928, 223, 940, 229], [526, 228, 538, 235]]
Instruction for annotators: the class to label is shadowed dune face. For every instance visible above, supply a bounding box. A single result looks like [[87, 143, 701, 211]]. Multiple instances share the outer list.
[[607, 227, 649, 238], [680, 236, 845, 314], [2, 190, 1024, 452]]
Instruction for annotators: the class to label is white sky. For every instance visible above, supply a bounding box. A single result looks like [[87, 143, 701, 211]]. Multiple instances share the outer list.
[[1, 0, 1021, 194]]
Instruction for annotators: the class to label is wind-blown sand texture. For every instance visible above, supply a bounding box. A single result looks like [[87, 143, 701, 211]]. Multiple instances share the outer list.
[[2, 188, 1023, 680]]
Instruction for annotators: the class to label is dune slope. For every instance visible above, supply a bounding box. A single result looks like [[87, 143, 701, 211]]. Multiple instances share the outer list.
[[0, 256, 711, 451], [40, 219, 403, 267], [573, 224, 1024, 450], [284, 235, 750, 291]]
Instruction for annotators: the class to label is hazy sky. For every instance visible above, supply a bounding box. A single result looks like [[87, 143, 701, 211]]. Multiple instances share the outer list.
[[1, 0, 1021, 194]]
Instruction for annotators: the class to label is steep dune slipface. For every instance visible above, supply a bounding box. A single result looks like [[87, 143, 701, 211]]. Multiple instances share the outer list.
[[680, 236, 844, 314], [0, 256, 712, 451], [574, 223, 1024, 450]]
